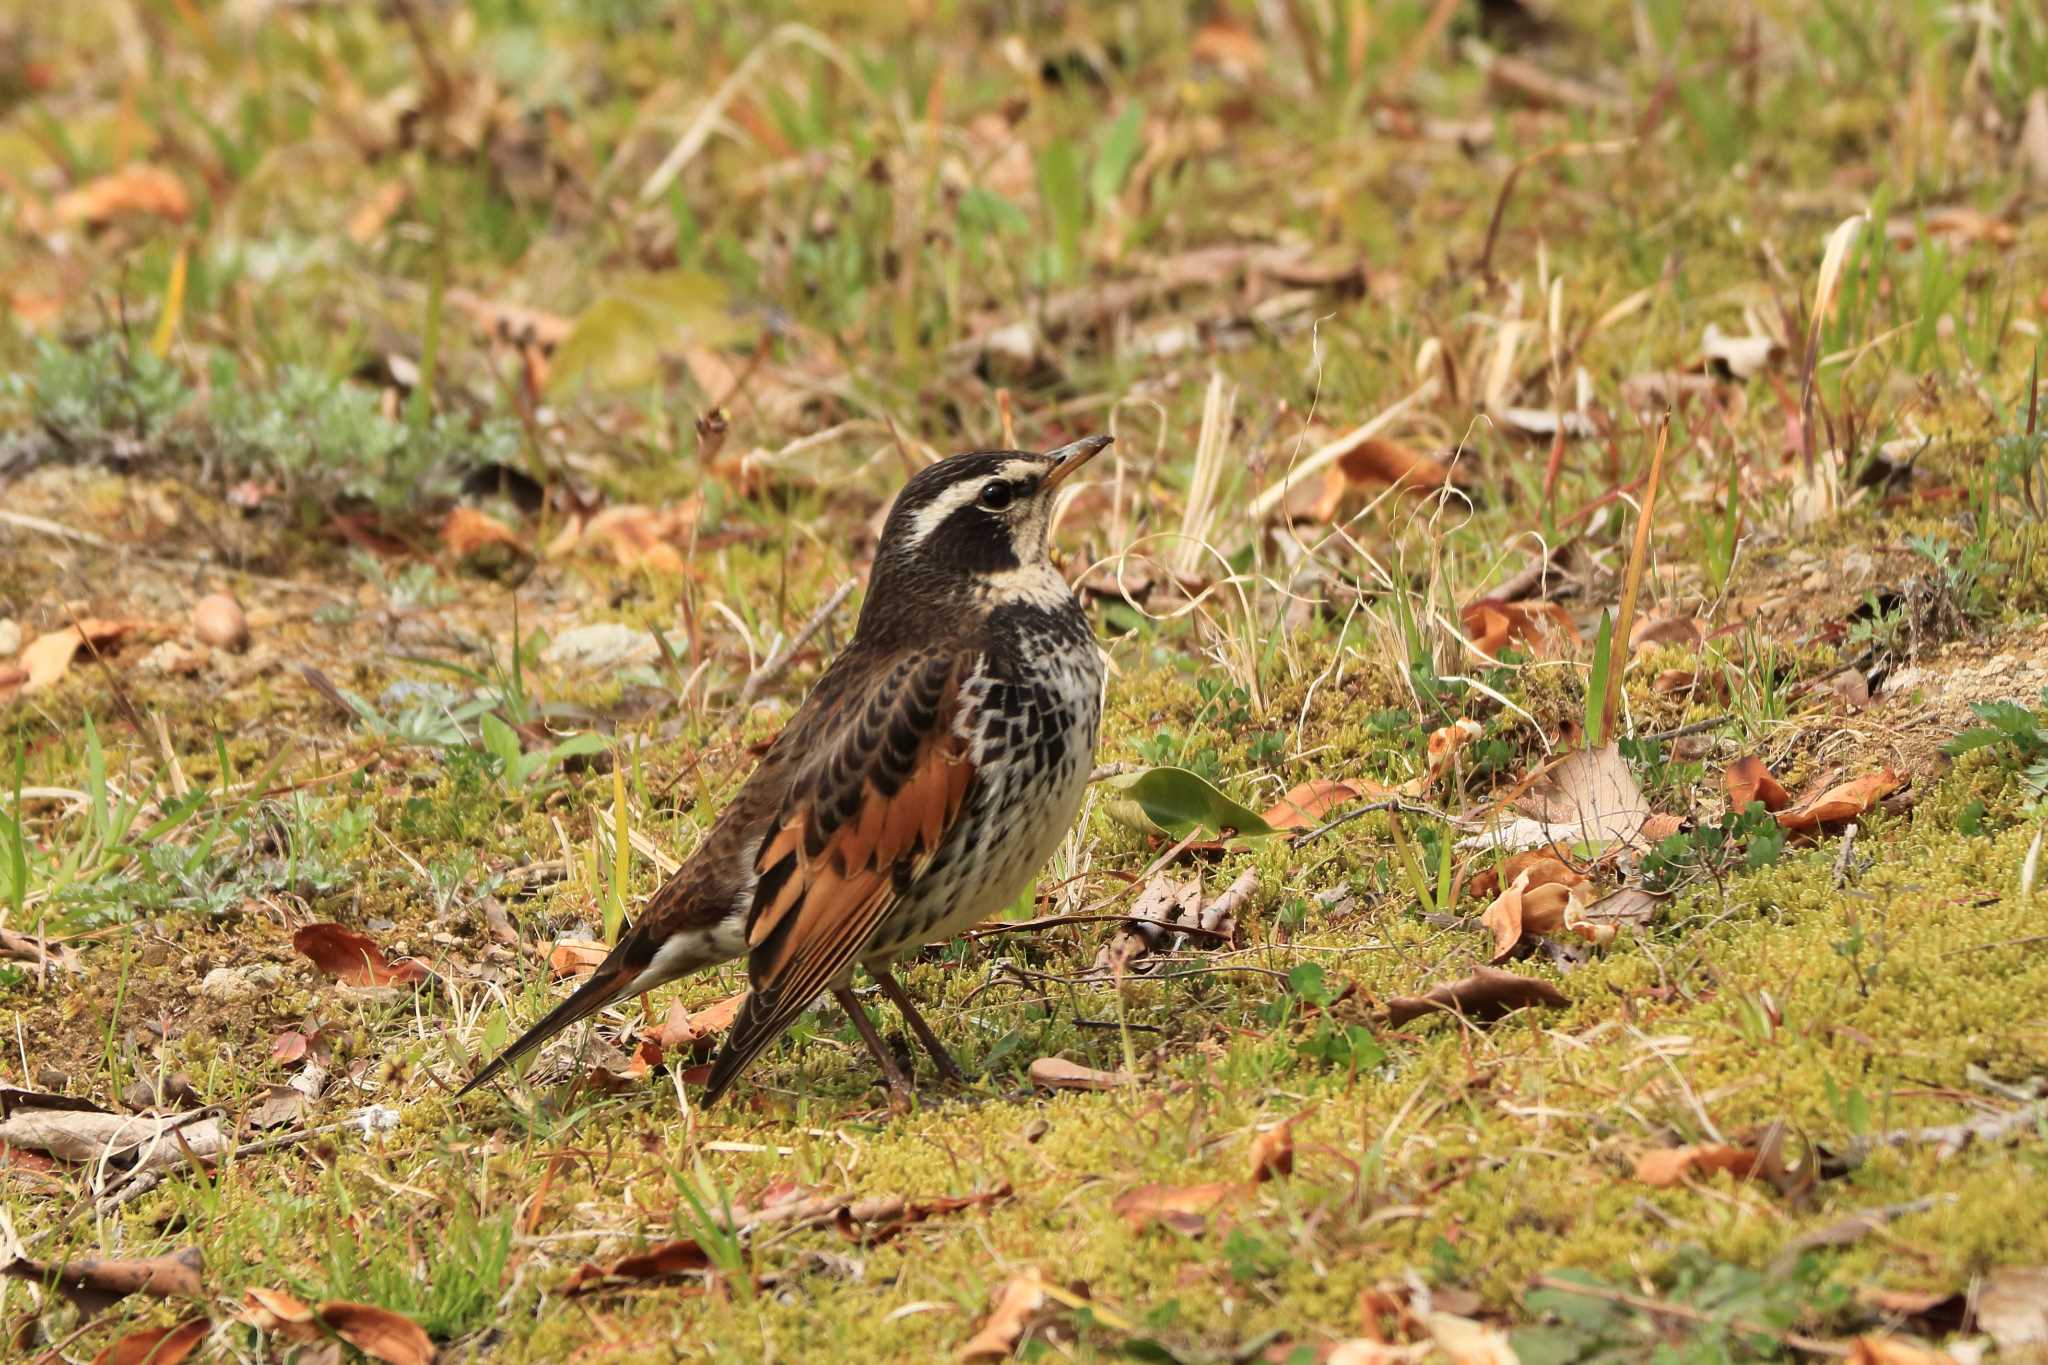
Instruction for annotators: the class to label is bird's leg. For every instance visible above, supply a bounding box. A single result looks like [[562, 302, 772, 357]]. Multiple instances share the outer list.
[[869, 967, 967, 1085], [832, 986, 915, 1104]]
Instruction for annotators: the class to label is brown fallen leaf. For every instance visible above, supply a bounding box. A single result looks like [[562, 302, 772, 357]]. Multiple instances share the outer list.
[[1885, 206, 2016, 249], [237, 1285, 320, 1339], [1630, 616, 1705, 653], [1190, 18, 1266, 76], [548, 939, 609, 979], [1726, 757, 1790, 812], [317, 1301, 435, 1365], [564, 1237, 713, 1296], [1461, 599, 1582, 659], [1468, 850, 1586, 901], [1312, 437, 1460, 519], [649, 990, 747, 1055], [53, 164, 190, 227], [1426, 1311, 1520, 1365], [92, 1317, 210, 1365], [959, 1270, 1049, 1360], [3, 1247, 203, 1316], [1248, 1119, 1294, 1181], [1110, 1180, 1245, 1234], [18, 618, 151, 694], [292, 923, 433, 988], [1776, 770, 1900, 832], [1848, 1336, 1956, 1365], [1382, 967, 1568, 1027], [1977, 1265, 2048, 1354], [0, 926, 81, 971], [347, 178, 410, 245], [1481, 869, 1535, 962], [441, 506, 525, 559], [1634, 1142, 1760, 1187], [1027, 1056, 1135, 1091], [1262, 779, 1376, 831]]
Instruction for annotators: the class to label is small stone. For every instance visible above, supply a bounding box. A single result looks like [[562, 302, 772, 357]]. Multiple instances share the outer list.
[[139, 640, 210, 676], [198, 962, 283, 1003], [0, 618, 19, 657], [192, 593, 250, 652]]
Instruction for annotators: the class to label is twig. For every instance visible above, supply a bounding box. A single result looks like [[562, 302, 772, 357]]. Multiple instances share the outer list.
[[1640, 714, 1731, 742], [1296, 798, 1458, 845], [1475, 140, 1634, 286], [1840, 1100, 2048, 1164], [1528, 1273, 1850, 1356], [736, 579, 855, 707]]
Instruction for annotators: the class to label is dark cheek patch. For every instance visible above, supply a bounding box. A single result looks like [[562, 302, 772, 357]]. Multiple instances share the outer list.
[[932, 505, 1021, 575]]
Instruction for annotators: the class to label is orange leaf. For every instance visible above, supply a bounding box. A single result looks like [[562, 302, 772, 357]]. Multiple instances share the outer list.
[[1776, 770, 1900, 832], [1726, 757, 1790, 812], [1633, 1143, 1759, 1187], [959, 1271, 1049, 1360], [292, 923, 433, 988], [1248, 1120, 1294, 1182], [92, 1317, 209, 1365], [1110, 1180, 1247, 1231], [1630, 616, 1704, 653], [549, 939, 609, 979], [1461, 600, 1581, 658], [1481, 869, 1532, 962], [317, 1301, 435, 1365], [564, 1237, 713, 1296], [237, 1286, 320, 1341], [441, 506, 524, 558], [1028, 1056, 1135, 1091], [1261, 779, 1376, 830], [347, 178, 410, 245], [54, 164, 190, 227], [1469, 849, 1586, 900]]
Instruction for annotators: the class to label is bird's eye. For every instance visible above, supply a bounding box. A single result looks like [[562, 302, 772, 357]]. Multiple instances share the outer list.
[[977, 480, 1015, 511]]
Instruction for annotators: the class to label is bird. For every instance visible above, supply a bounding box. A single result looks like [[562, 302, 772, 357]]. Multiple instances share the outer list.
[[459, 435, 1111, 1107]]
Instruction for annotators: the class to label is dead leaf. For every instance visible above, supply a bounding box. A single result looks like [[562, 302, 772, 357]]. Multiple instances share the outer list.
[[959, 1270, 1049, 1360], [237, 1286, 320, 1340], [1472, 744, 1653, 854], [1726, 757, 1790, 812], [0, 926, 81, 971], [1110, 1181, 1246, 1233], [1978, 1265, 2048, 1353], [92, 1317, 210, 1365], [649, 990, 747, 1055], [1462, 600, 1581, 659], [1776, 770, 1900, 832], [347, 179, 410, 245], [1190, 19, 1266, 76], [1382, 967, 1568, 1027], [1311, 437, 1460, 519], [1885, 206, 2016, 249], [1469, 851, 1586, 901], [18, 619, 150, 694], [53, 165, 190, 227], [548, 939, 609, 979], [3, 1247, 203, 1316], [1248, 1119, 1294, 1181], [292, 923, 433, 988], [441, 506, 524, 559], [564, 1238, 713, 1296], [1426, 1312, 1520, 1365], [1848, 1336, 1956, 1365], [1633, 1143, 1760, 1187], [271, 1031, 309, 1064], [1262, 779, 1374, 830], [1630, 616, 1705, 653], [1481, 870, 1535, 962], [1699, 324, 1782, 381], [317, 1301, 435, 1365], [1027, 1056, 1135, 1091]]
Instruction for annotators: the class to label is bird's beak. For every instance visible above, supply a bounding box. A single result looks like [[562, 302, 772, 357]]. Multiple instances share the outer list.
[[1041, 435, 1112, 491]]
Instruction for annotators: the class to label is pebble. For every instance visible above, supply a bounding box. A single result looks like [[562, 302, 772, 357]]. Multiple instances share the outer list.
[[198, 962, 283, 1003], [0, 618, 18, 657], [192, 593, 250, 652]]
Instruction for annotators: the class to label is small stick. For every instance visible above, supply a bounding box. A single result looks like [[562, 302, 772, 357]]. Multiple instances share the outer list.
[[735, 579, 855, 707]]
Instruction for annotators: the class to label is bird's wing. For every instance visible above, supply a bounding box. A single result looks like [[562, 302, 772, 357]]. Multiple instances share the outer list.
[[702, 647, 978, 1102]]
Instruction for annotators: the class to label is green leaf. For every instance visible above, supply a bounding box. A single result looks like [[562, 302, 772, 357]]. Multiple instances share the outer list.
[[1036, 139, 1086, 279], [478, 714, 524, 773], [1091, 101, 1145, 206], [1101, 765, 1277, 839], [548, 271, 741, 396], [1585, 609, 1614, 748]]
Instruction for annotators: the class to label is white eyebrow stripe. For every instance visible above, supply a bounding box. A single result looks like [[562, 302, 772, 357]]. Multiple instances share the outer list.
[[901, 458, 1044, 547]]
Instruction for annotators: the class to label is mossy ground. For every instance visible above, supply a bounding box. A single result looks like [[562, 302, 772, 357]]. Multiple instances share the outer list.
[[5, 1, 2048, 1361]]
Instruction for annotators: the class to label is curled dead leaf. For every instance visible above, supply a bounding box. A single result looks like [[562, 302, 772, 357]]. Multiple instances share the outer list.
[[1726, 756, 1790, 812], [54, 164, 190, 227], [1462, 600, 1582, 659], [1776, 770, 1900, 832], [548, 939, 609, 980], [1262, 778, 1376, 831], [564, 1238, 713, 1296], [959, 1270, 1049, 1360], [1310, 437, 1460, 521], [18, 618, 151, 694], [1110, 1181, 1245, 1233], [1634, 1142, 1759, 1187], [1027, 1056, 1135, 1091], [317, 1301, 435, 1365], [92, 1317, 210, 1365], [3, 1247, 203, 1316], [1382, 967, 1568, 1028], [292, 923, 433, 988], [1248, 1119, 1295, 1181], [441, 506, 525, 559]]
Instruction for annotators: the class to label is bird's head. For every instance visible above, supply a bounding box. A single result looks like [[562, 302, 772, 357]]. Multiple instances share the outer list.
[[861, 435, 1110, 625]]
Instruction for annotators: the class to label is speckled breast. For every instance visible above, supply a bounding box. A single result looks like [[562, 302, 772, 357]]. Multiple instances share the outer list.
[[863, 602, 1104, 963]]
